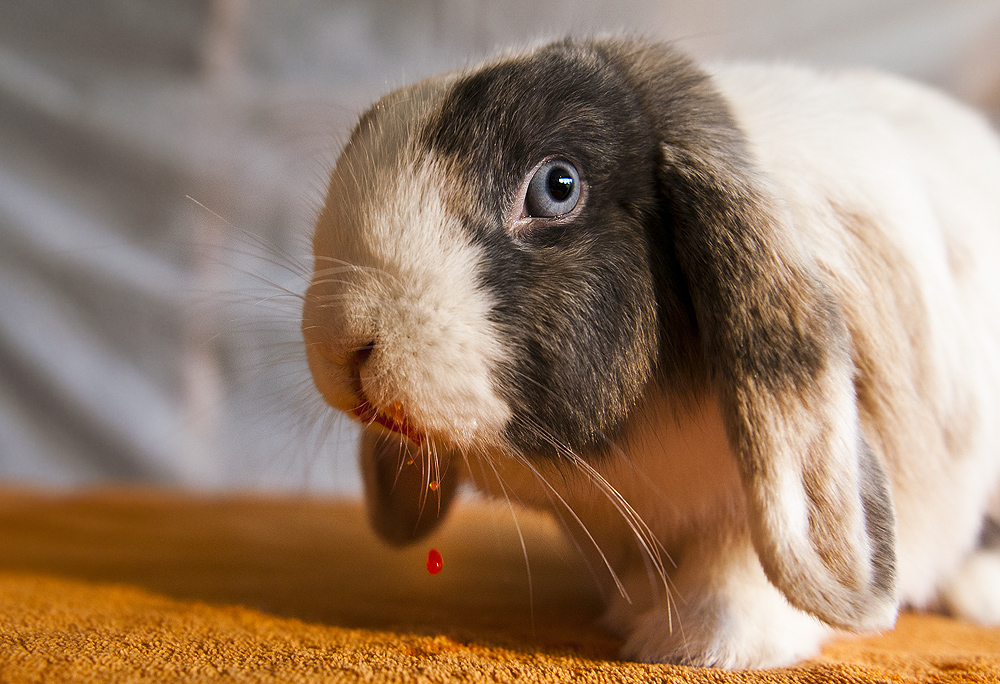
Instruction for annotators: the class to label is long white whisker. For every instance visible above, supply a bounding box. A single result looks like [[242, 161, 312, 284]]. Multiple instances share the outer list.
[[476, 447, 536, 636], [313, 255, 403, 290], [566, 454, 672, 593], [511, 412, 677, 621], [185, 195, 314, 283], [512, 453, 631, 602]]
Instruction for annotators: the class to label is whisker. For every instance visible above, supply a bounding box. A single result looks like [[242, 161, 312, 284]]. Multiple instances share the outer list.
[[185, 195, 315, 283], [476, 446, 536, 636], [430, 438, 444, 517], [307, 277, 380, 292], [510, 411, 675, 619], [566, 454, 673, 598], [313, 255, 404, 290], [503, 368, 676, 580], [510, 451, 632, 602]]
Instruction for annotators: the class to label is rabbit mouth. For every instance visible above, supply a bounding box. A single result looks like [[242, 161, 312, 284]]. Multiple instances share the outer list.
[[350, 376, 423, 446]]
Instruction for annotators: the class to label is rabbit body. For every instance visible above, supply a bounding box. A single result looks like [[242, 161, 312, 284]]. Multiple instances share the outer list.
[[302, 39, 1000, 668]]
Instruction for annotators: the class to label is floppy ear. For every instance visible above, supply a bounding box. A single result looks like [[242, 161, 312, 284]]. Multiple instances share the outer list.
[[360, 430, 462, 546], [592, 37, 896, 628], [588, 36, 896, 629], [657, 134, 898, 630]]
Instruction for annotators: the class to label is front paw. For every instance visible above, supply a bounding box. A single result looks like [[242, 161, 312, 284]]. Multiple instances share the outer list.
[[619, 568, 831, 668]]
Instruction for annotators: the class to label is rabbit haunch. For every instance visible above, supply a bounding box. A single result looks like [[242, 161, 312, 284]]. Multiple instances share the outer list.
[[302, 39, 1000, 668]]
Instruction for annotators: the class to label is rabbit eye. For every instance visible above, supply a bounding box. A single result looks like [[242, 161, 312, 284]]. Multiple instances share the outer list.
[[524, 159, 582, 218]]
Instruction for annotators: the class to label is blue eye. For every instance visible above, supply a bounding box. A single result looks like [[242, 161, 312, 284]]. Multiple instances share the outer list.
[[525, 160, 582, 218]]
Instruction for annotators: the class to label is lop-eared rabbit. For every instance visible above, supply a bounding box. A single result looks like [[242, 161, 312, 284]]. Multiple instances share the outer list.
[[302, 38, 1000, 668]]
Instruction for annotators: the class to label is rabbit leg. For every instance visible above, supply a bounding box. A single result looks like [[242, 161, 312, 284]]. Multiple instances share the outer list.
[[617, 533, 831, 668]]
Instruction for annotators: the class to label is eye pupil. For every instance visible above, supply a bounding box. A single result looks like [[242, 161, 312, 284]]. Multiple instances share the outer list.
[[547, 167, 574, 202]]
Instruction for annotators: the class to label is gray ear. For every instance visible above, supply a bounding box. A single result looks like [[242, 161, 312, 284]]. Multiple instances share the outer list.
[[360, 430, 462, 546], [658, 136, 898, 631]]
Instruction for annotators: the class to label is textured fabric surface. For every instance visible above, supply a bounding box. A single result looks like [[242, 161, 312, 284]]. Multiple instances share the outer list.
[[1, 489, 999, 683]]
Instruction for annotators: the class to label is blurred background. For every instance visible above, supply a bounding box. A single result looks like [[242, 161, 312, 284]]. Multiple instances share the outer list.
[[2, 0, 999, 494]]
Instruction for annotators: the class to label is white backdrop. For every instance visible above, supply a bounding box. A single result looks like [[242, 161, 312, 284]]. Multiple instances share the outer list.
[[1, 0, 999, 493]]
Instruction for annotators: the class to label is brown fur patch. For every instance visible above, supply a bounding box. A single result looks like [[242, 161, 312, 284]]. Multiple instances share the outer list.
[[802, 449, 865, 592], [829, 204, 946, 469]]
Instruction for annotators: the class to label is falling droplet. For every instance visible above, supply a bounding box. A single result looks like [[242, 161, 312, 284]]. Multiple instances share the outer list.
[[426, 548, 443, 575], [428, 480, 439, 491]]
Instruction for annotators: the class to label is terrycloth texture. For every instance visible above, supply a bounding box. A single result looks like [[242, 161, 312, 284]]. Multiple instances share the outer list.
[[1, 489, 999, 682]]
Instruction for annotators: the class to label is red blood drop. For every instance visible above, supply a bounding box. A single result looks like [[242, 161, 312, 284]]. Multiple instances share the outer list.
[[426, 548, 443, 575]]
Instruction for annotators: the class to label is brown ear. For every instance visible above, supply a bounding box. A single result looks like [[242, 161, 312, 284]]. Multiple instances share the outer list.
[[658, 136, 898, 630], [360, 430, 462, 546]]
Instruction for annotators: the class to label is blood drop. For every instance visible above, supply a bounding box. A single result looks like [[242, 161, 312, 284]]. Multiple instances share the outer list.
[[426, 548, 443, 574]]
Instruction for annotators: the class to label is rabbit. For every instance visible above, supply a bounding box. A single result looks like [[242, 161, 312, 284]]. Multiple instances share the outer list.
[[301, 37, 1000, 668]]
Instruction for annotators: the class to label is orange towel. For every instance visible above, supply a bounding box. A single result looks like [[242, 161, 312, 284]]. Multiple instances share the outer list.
[[1, 488, 998, 682]]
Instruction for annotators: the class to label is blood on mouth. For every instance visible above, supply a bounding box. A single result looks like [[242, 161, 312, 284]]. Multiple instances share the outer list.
[[351, 392, 423, 446]]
